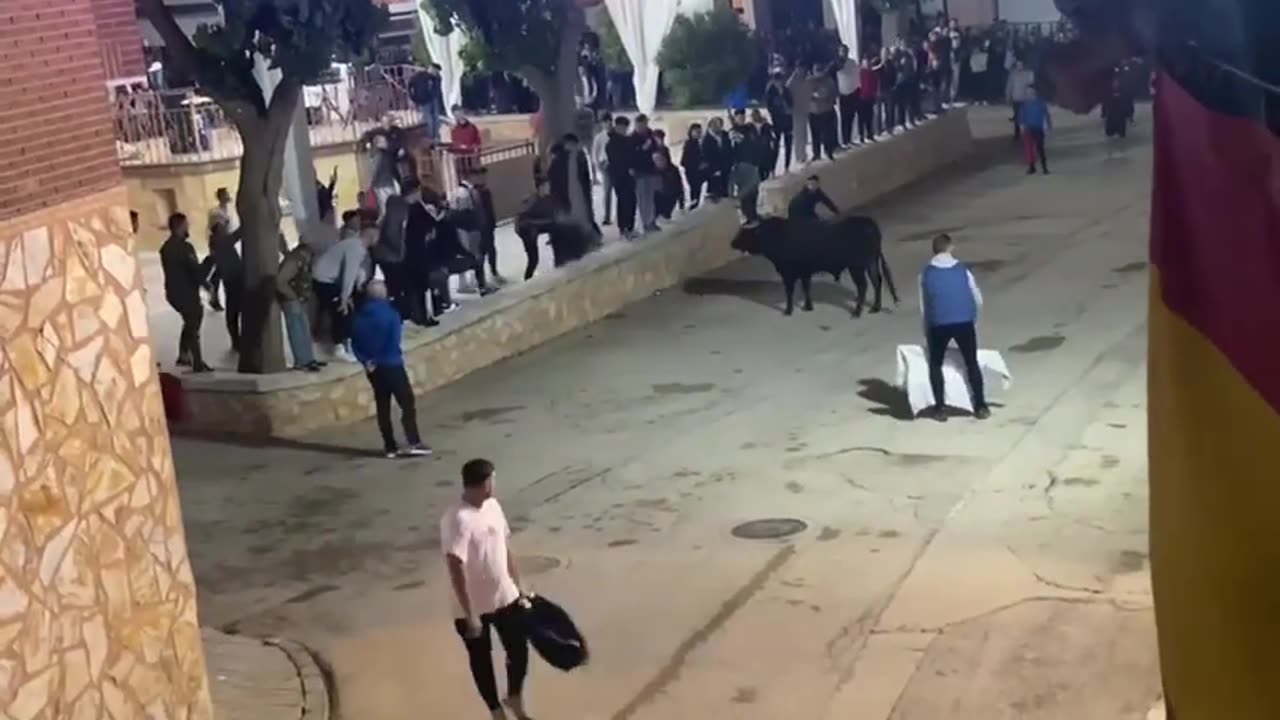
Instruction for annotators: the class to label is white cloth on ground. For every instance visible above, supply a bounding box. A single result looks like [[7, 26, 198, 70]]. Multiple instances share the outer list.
[[895, 344, 1013, 416]]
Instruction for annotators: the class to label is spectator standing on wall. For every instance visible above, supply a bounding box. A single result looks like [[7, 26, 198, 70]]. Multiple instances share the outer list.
[[835, 44, 862, 148], [275, 241, 324, 372], [680, 124, 708, 210], [450, 105, 484, 177], [788, 64, 813, 165], [764, 70, 794, 173], [410, 64, 447, 144], [750, 108, 778, 181], [160, 212, 212, 373], [372, 179, 416, 316], [729, 126, 761, 226], [631, 114, 662, 234], [655, 150, 685, 221], [403, 190, 444, 326], [547, 133, 599, 251], [450, 170, 501, 292], [606, 115, 638, 238], [948, 19, 964, 104], [808, 62, 839, 162], [701, 117, 731, 202], [312, 212, 375, 363], [351, 280, 432, 459], [857, 55, 879, 143], [592, 112, 614, 224]]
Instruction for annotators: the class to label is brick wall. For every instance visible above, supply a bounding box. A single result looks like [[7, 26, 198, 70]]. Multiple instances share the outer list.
[[0, 0, 123, 223], [90, 0, 146, 80]]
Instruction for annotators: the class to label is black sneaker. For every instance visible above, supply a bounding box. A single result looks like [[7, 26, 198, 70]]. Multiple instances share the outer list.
[[924, 406, 948, 423], [974, 406, 992, 420]]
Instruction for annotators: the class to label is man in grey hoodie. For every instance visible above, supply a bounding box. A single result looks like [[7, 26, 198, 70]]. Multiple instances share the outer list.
[[313, 213, 376, 362]]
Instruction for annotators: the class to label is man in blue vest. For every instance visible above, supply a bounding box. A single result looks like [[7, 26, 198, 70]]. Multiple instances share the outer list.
[[919, 233, 990, 421]]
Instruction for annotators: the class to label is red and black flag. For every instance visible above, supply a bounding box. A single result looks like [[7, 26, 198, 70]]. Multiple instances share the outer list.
[[1142, 2, 1280, 717]]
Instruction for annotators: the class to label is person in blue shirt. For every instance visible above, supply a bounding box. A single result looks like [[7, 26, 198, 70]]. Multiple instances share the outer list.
[[1019, 85, 1052, 174], [351, 281, 432, 458], [919, 234, 990, 421]]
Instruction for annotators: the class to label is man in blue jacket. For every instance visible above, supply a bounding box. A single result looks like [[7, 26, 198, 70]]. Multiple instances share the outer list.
[[1019, 84, 1053, 174], [919, 234, 990, 421], [351, 281, 432, 458]]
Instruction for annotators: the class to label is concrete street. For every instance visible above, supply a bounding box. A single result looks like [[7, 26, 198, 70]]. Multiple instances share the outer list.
[[172, 111, 1161, 719]]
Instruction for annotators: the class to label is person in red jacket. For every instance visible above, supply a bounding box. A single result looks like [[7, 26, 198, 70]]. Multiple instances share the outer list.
[[858, 56, 881, 143], [449, 104, 484, 177]]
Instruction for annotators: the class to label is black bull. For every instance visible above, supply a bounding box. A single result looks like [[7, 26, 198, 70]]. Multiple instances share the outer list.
[[731, 216, 900, 316]]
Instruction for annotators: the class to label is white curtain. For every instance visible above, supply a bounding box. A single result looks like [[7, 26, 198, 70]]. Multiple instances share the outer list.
[[605, 0, 682, 115], [827, 0, 860, 61], [416, 9, 467, 110]]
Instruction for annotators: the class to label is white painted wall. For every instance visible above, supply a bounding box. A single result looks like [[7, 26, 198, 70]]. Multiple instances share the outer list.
[[997, 0, 1061, 23]]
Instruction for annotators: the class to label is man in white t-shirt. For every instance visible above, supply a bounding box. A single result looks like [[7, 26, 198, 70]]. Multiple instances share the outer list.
[[441, 459, 532, 720], [835, 44, 862, 148]]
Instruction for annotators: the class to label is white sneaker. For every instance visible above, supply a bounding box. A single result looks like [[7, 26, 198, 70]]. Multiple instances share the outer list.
[[492, 274, 509, 286], [440, 302, 460, 315], [400, 445, 433, 457], [332, 345, 357, 363]]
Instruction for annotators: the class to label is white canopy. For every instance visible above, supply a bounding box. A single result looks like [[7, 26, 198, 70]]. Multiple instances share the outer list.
[[827, 0, 860, 61], [416, 9, 468, 110], [604, 0, 682, 115]]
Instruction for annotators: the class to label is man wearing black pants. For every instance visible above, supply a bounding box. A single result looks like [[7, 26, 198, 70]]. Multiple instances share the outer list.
[[606, 115, 637, 238], [442, 458, 533, 720], [159, 213, 212, 372], [350, 281, 431, 458], [919, 234, 989, 421]]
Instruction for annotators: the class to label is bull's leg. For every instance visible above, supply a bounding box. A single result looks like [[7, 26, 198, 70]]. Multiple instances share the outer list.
[[782, 274, 797, 315], [866, 259, 884, 313], [800, 275, 815, 311], [851, 270, 869, 318]]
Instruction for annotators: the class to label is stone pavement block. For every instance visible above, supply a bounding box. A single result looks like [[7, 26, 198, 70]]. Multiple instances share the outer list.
[[203, 628, 329, 720]]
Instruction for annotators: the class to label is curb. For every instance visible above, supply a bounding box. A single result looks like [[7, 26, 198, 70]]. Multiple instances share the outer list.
[[264, 638, 333, 720]]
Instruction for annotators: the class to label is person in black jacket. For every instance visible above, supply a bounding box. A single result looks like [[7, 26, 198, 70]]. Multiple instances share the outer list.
[[206, 217, 244, 353], [750, 108, 779, 180], [788, 175, 840, 220], [373, 180, 417, 318], [702, 117, 730, 202], [764, 70, 794, 173], [159, 213, 211, 372], [402, 191, 444, 326], [547, 134, 597, 263], [605, 116, 637, 238], [409, 64, 446, 143], [680, 123, 707, 210]]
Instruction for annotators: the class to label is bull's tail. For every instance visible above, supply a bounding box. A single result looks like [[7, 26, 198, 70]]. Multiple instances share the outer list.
[[879, 252, 900, 305]]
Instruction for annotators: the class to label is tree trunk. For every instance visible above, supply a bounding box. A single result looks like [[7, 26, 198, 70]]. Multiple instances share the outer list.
[[523, 1, 589, 153], [234, 117, 290, 374]]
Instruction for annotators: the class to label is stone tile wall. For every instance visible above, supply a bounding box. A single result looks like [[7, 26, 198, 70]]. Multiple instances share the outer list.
[[179, 110, 975, 440], [0, 187, 212, 719]]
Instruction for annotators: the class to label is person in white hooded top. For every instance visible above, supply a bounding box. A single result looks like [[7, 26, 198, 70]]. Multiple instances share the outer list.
[[918, 233, 990, 421]]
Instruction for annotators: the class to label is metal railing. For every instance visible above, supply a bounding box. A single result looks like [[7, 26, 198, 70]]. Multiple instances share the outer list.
[[422, 140, 537, 201], [111, 64, 430, 166]]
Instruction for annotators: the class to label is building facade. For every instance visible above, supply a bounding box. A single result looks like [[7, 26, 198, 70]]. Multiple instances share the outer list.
[[0, 1, 212, 718]]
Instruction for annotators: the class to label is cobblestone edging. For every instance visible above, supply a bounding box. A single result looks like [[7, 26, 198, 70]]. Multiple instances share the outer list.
[[204, 628, 332, 720]]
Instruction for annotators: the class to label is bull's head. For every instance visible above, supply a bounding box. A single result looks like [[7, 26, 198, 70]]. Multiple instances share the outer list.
[[731, 219, 778, 256]]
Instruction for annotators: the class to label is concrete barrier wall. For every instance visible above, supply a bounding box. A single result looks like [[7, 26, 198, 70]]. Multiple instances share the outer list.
[[178, 109, 975, 439]]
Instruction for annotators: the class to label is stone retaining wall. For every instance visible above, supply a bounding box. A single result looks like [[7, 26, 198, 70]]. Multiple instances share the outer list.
[[178, 109, 975, 439]]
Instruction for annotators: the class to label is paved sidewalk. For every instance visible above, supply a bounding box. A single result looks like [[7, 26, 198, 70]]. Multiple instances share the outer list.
[[203, 628, 329, 720]]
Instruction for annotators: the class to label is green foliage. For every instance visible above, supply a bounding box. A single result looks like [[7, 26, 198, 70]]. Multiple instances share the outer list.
[[598, 10, 632, 72], [190, 0, 387, 108], [657, 6, 759, 107], [425, 0, 568, 75]]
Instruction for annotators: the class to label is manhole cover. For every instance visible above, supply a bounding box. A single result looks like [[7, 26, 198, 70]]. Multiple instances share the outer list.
[[731, 518, 808, 540], [519, 555, 563, 576]]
